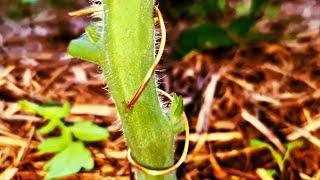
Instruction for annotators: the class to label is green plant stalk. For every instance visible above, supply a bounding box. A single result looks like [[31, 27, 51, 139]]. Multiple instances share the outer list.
[[100, 0, 175, 179], [68, 0, 178, 178]]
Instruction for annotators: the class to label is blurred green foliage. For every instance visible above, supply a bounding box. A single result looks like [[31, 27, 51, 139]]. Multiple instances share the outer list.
[[185, 0, 226, 19], [21, 0, 39, 4], [7, 0, 33, 19], [250, 138, 283, 171], [49, 0, 75, 8], [250, 138, 305, 174], [264, 5, 280, 19], [7, 0, 75, 19], [18, 100, 109, 179], [176, 0, 280, 56]]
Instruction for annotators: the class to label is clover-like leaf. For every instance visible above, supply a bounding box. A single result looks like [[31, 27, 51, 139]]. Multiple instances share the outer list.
[[70, 121, 109, 142], [38, 126, 73, 153], [18, 100, 40, 114], [38, 118, 60, 135], [44, 141, 94, 180], [38, 136, 69, 153], [18, 100, 71, 120]]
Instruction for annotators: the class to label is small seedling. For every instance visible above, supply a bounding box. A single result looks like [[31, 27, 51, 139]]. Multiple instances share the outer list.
[[250, 139, 304, 174], [18, 100, 109, 180], [177, 0, 280, 56]]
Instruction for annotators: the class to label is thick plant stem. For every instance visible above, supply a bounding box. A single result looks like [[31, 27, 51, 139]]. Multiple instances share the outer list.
[[101, 0, 175, 179]]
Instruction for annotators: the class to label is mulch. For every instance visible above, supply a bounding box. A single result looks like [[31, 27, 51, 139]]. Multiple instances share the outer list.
[[1, 2, 320, 180]]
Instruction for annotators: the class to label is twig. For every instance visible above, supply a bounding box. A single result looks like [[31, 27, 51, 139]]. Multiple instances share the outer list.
[[71, 104, 116, 116], [287, 120, 320, 140], [241, 110, 285, 153], [285, 122, 320, 148], [0, 136, 27, 147], [209, 147, 227, 179], [14, 125, 35, 166], [196, 74, 220, 133], [176, 132, 242, 142], [215, 147, 263, 159], [40, 65, 69, 93], [0, 167, 18, 180]]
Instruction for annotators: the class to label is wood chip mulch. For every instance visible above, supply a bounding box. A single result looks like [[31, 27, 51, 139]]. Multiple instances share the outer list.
[[1, 4, 320, 180]]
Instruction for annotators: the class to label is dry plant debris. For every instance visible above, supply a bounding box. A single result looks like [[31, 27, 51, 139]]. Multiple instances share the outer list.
[[0, 1, 320, 180]]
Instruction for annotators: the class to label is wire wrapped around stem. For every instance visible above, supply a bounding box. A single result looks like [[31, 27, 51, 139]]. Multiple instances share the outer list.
[[127, 88, 190, 176], [69, 5, 189, 176], [126, 6, 166, 109]]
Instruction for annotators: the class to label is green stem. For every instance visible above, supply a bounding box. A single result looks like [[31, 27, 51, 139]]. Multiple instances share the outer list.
[[68, 0, 177, 178], [100, 0, 175, 179]]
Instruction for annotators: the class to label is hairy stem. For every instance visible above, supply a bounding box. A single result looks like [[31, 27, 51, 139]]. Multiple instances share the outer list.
[[100, 0, 175, 179]]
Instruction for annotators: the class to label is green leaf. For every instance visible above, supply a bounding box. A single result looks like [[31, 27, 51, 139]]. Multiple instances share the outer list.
[[227, 16, 256, 36], [68, 34, 103, 64], [267, 169, 278, 177], [38, 118, 60, 135], [44, 142, 94, 180], [18, 100, 71, 120], [217, 0, 226, 11], [38, 125, 72, 153], [38, 136, 69, 153], [178, 23, 234, 55], [236, 2, 250, 16], [250, 0, 268, 17], [61, 126, 73, 145], [21, 0, 40, 4], [8, 4, 24, 19], [235, 0, 268, 18], [250, 138, 271, 147], [250, 139, 283, 170], [264, 5, 280, 19], [169, 94, 184, 135], [245, 33, 280, 43], [18, 100, 40, 114], [185, 0, 222, 18], [70, 121, 109, 142], [285, 139, 304, 151], [282, 139, 305, 168]]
